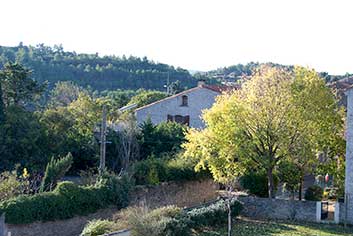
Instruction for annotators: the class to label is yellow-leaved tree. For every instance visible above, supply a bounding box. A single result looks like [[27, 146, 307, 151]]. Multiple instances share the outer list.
[[183, 66, 344, 198]]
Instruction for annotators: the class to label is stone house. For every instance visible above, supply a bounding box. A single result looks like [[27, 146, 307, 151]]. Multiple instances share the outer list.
[[135, 82, 237, 129]]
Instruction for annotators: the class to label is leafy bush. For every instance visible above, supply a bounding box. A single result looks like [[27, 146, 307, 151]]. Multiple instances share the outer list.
[[79, 168, 98, 186], [165, 199, 243, 236], [278, 160, 302, 195], [304, 185, 323, 201], [165, 157, 210, 182], [80, 200, 242, 236], [123, 206, 181, 236], [0, 174, 132, 224], [0, 170, 21, 202], [139, 120, 187, 160], [240, 171, 278, 198], [80, 219, 117, 236], [40, 153, 73, 192], [0, 167, 36, 201], [132, 157, 209, 185]]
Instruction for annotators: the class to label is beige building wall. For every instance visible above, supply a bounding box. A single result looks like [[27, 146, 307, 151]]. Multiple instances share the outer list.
[[135, 87, 220, 129]]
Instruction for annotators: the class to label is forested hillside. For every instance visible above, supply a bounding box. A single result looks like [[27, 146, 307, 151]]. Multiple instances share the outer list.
[[198, 62, 350, 84], [0, 43, 196, 91]]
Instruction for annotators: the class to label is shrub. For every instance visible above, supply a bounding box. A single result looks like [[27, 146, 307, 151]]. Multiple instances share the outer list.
[[304, 185, 323, 201], [0, 174, 132, 224], [119, 206, 181, 236], [80, 219, 117, 236], [132, 157, 209, 185], [79, 168, 98, 186], [132, 157, 167, 185], [139, 120, 186, 160], [40, 153, 73, 192], [240, 171, 278, 197], [97, 173, 133, 208], [0, 170, 21, 202], [165, 199, 243, 236], [0, 167, 36, 201], [187, 199, 242, 227], [165, 157, 210, 182]]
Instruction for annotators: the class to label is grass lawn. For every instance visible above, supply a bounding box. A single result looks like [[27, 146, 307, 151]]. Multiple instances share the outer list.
[[197, 218, 353, 236]]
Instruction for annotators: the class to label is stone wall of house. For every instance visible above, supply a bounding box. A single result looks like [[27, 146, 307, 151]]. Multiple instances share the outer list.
[[135, 86, 220, 128], [6, 179, 219, 236], [345, 88, 353, 224], [238, 196, 317, 222]]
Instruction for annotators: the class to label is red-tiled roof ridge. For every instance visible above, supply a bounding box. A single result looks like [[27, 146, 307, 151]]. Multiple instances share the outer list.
[[201, 84, 240, 93], [135, 84, 239, 111]]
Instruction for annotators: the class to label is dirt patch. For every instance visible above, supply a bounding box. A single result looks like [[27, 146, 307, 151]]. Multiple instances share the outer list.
[[7, 207, 118, 236]]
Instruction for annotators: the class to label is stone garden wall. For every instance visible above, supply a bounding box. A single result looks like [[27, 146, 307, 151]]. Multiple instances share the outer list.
[[130, 178, 219, 208], [6, 179, 218, 236], [238, 196, 317, 222]]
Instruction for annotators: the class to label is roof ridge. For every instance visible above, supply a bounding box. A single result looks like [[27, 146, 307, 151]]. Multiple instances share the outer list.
[[135, 85, 222, 111]]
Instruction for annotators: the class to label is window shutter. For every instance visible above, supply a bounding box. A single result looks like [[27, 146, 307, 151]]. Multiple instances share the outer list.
[[167, 114, 173, 121], [184, 115, 190, 126]]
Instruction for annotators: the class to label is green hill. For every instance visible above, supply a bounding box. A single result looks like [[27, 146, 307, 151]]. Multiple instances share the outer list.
[[0, 43, 197, 91]]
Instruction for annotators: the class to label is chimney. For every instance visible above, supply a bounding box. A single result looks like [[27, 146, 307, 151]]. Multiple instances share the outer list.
[[197, 79, 206, 87]]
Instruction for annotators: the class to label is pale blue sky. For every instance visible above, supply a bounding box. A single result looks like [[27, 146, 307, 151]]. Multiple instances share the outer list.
[[1, 0, 352, 74]]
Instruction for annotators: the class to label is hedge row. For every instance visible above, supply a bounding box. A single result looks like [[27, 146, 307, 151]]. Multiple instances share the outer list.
[[0, 174, 132, 224], [165, 199, 243, 236], [132, 157, 210, 185]]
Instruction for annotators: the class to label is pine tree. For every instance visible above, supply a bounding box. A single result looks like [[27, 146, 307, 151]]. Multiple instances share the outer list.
[[40, 153, 73, 192], [0, 78, 5, 123]]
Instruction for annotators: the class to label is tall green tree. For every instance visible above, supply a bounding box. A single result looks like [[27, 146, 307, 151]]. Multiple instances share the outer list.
[[139, 119, 187, 160], [40, 93, 102, 172], [0, 106, 48, 171], [0, 62, 45, 107], [0, 76, 5, 123], [183, 66, 343, 198], [49, 81, 89, 107], [128, 90, 168, 108]]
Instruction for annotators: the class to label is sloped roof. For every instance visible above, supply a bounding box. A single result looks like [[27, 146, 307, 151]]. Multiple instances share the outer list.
[[135, 84, 239, 111]]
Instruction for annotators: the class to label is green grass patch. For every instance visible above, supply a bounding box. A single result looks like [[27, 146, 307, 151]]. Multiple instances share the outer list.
[[197, 218, 353, 236]]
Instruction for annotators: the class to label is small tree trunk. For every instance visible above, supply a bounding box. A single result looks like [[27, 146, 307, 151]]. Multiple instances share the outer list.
[[227, 185, 233, 236], [267, 168, 275, 199], [228, 200, 232, 236], [298, 176, 303, 200]]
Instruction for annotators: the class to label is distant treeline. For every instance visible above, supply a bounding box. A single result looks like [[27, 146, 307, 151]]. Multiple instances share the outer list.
[[199, 62, 350, 84], [0, 43, 197, 91]]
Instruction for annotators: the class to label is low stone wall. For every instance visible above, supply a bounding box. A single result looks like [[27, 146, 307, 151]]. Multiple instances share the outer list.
[[238, 196, 317, 222], [103, 229, 130, 236], [338, 196, 353, 225], [6, 179, 218, 236], [130, 179, 219, 209]]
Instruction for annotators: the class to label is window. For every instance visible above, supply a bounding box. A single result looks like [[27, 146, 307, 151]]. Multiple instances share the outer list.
[[181, 95, 188, 106], [167, 115, 190, 126], [174, 115, 184, 123]]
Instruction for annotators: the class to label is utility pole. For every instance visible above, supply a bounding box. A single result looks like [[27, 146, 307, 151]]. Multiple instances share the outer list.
[[97, 104, 137, 175], [99, 105, 107, 175], [164, 72, 170, 94]]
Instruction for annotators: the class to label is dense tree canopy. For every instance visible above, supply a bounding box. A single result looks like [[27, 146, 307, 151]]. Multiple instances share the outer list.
[[0, 44, 197, 91], [139, 119, 187, 160], [0, 62, 45, 107], [128, 90, 168, 108], [183, 66, 344, 198]]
